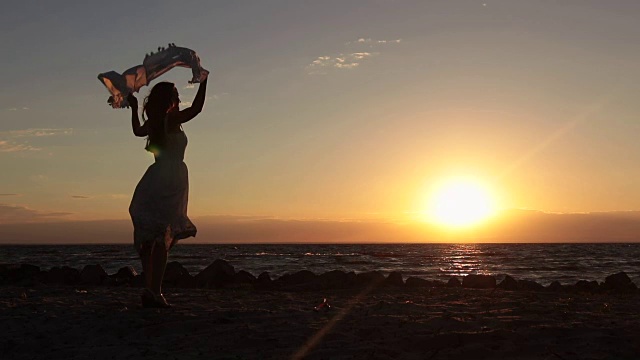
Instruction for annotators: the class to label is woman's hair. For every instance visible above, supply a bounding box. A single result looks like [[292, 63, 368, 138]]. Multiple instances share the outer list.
[[142, 82, 177, 154]]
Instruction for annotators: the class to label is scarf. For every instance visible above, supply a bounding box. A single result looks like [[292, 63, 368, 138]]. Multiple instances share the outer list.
[[98, 44, 209, 108]]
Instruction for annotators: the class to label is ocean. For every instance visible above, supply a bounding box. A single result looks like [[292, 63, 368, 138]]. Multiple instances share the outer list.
[[2, 243, 639, 286]]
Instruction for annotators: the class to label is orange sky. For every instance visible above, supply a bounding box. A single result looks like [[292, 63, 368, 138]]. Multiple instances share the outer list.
[[2, 1, 640, 242]]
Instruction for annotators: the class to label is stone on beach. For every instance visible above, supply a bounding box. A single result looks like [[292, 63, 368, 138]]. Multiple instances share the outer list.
[[462, 274, 496, 289], [115, 266, 138, 280], [518, 279, 545, 291], [277, 270, 317, 286], [47, 266, 81, 285], [0, 264, 41, 285], [195, 259, 235, 288], [547, 281, 564, 292], [447, 277, 462, 288], [384, 271, 404, 287], [498, 275, 519, 291], [164, 262, 194, 288], [234, 270, 257, 285], [575, 280, 600, 293], [405, 277, 432, 288], [317, 270, 357, 289], [255, 272, 273, 289], [355, 271, 385, 287], [80, 264, 108, 285], [602, 272, 637, 293]]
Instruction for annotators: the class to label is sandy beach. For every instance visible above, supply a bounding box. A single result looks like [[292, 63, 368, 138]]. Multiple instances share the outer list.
[[2, 282, 639, 360]]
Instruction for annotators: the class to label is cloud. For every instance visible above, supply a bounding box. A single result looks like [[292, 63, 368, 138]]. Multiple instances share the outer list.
[[0, 203, 72, 224], [0, 128, 73, 153], [0, 140, 40, 152], [307, 52, 375, 74], [3, 211, 640, 243], [183, 84, 195, 89], [109, 194, 129, 199], [71, 195, 90, 199], [179, 101, 193, 107], [346, 38, 402, 46], [2, 128, 73, 138], [0, 194, 20, 196]]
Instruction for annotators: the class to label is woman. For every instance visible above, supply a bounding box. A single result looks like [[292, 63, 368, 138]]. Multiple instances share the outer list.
[[127, 76, 208, 308]]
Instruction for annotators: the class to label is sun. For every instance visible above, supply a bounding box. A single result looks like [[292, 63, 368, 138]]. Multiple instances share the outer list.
[[424, 178, 497, 228]]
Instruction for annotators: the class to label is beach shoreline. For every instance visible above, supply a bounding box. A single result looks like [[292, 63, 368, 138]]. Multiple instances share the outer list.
[[2, 276, 640, 359]]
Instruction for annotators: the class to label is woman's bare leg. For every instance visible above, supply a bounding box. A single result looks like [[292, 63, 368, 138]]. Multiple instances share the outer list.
[[150, 240, 169, 295], [140, 242, 154, 291]]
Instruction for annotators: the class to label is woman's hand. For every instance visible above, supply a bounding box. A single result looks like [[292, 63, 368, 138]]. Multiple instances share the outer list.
[[127, 93, 139, 109]]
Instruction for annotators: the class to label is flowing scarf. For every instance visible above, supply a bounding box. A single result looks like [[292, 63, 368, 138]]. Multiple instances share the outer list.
[[98, 44, 209, 108]]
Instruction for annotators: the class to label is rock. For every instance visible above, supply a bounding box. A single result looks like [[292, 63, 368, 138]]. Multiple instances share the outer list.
[[547, 281, 564, 292], [254, 272, 273, 289], [0, 264, 9, 284], [163, 262, 194, 288], [462, 274, 496, 289], [234, 270, 257, 284], [431, 280, 446, 287], [277, 270, 317, 288], [47, 266, 81, 285], [257, 272, 271, 283], [164, 262, 190, 283], [405, 277, 432, 288], [497, 275, 519, 291], [18, 264, 41, 279], [574, 280, 600, 293], [317, 270, 356, 289], [518, 280, 544, 291], [177, 274, 196, 288], [355, 271, 385, 287], [80, 264, 108, 285], [109, 266, 138, 286], [132, 274, 145, 288], [447, 277, 462, 288], [116, 266, 138, 280], [602, 272, 637, 293], [2, 264, 41, 284], [195, 259, 236, 288], [385, 272, 404, 287]]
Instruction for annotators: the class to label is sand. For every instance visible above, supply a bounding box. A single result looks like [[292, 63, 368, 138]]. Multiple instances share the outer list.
[[1, 285, 639, 360]]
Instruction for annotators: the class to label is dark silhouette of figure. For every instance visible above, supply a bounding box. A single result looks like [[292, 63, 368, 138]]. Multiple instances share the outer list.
[[127, 76, 208, 307]]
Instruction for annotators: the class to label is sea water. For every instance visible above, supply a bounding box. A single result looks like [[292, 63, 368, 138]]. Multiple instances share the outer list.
[[1, 243, 639, 286]]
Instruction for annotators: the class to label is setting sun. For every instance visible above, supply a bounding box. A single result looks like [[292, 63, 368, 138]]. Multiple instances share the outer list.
[[424, 179, 497, 228]]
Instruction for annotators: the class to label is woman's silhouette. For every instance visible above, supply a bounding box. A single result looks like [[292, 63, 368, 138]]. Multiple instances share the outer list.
[[127, 76, 208, 308]]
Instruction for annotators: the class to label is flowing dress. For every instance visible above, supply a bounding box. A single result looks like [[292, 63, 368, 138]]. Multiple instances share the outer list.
[[129, 124, 196, 254]]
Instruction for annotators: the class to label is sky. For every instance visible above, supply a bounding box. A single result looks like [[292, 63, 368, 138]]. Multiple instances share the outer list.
[[1, 1, 640, 243]]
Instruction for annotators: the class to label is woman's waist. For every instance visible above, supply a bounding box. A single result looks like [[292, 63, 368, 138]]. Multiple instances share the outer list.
[[151, 157, 187, 166]]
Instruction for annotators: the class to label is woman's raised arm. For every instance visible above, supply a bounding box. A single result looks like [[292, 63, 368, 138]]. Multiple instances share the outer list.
[[172, 77, 208, 124], [128, 94, 147, 137]]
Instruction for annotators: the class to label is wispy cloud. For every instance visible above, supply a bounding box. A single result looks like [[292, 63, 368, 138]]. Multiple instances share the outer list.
[[179, 101, 193, 107], [0, 140, 40, 152], [69, 193, 129, 200], [183, 84, 195, 89], [0, 128, 73, 153], [346, 38, 402, 46], [307, 52, 376, 74], [0, 194, 20, 197], [2, 128, 73, 138], [0, 203, 72, 224], [307, 37, 402, 75], [6, 107, 29, 111]]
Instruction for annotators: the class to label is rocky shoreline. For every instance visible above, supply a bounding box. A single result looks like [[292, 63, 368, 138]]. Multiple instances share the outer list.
[[2, 261, 640, 359], [2, 260, 638, 294]]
